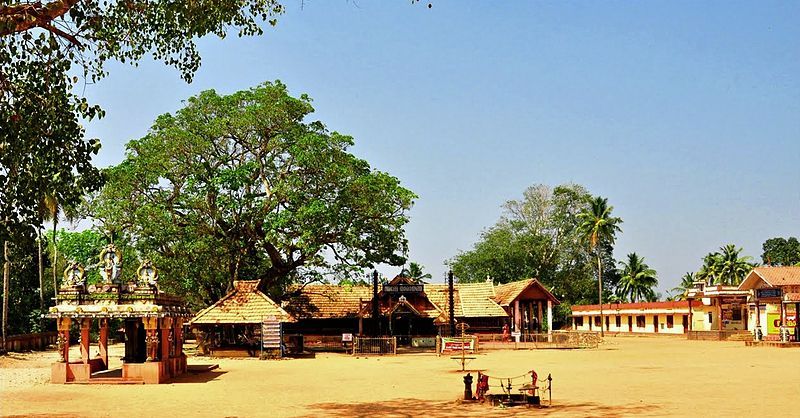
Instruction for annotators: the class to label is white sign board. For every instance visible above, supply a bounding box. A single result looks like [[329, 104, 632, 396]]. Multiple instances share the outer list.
[[342, 333, 353, 342]]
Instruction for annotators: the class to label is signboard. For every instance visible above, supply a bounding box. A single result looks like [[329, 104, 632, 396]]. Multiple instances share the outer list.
[[756, 288, 782, 299], [766, 310, 797, 335], [262, 318, 282, 349], [511, 331, 521, 338], [441, 337, 475, 352], [382, 284, 424, 293], [342, 333, 353, 342]]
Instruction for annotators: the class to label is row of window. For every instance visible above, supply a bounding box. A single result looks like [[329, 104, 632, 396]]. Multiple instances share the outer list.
[[574, 314, 683, 329]]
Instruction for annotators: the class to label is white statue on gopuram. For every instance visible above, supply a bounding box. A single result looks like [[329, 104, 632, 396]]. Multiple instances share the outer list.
[[99, 244, 122, 284], [137, 259, 159, 288]]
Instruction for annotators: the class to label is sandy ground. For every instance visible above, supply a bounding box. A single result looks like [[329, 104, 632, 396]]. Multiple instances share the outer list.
[[1, 335, 798, 417]]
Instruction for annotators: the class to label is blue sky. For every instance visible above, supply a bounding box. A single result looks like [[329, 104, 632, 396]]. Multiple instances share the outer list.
[[82, 1, 800, 292]]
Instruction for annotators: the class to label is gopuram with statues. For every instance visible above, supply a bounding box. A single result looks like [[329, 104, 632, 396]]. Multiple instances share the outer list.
[[46, 244, 192, 384]]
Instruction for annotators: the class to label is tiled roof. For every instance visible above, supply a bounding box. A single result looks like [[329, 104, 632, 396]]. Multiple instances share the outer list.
[[785, 293, 800, 302], [458, 282, 508, 318], [494, 278, 561, 306], [282, 282, 509, 320], [425, 285, 463, 318], [752, 266, 800, 286], [572, 300, 691, 312], [283, 284, 372, 319], [190, 280, 295, 325]]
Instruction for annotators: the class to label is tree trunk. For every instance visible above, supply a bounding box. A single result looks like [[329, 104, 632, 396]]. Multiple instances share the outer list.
[[2, 240, 10, 353], [597, 252, 604, 338], [38, 228, 45, 332], [51, 217, 58, 297]]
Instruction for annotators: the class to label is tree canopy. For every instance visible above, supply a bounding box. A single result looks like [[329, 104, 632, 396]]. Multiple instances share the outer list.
[[695, 244, 755, 286], [86, 82, 416, 307], [448, 184, 622, 326], [616, 253, 658, 303], [1, 0, 286, 242], [761, 237, 800, 266]]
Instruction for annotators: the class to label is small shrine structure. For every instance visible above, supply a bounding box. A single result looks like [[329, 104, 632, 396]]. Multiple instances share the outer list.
[[190, 280, 295, 357], [46, 245, 192, 384]]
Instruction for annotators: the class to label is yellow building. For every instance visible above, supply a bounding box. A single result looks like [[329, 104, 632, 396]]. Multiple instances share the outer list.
[[738, 266, 800, 342]]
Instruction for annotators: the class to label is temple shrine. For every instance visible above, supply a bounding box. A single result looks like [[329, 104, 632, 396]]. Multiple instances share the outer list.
[[46, 244, 192, 384]]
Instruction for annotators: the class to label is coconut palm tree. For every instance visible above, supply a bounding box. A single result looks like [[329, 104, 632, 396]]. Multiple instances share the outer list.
[[715, 244, 754, 286], [400, 262, 432, 284], [578, 196, 622, 337], [616, 253, 658, 303], [695, 252, 721, 285], [670, 272, 696, 300]]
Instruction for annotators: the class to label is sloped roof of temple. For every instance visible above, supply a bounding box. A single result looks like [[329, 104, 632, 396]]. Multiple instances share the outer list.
[[190, 280, 295, 325], [282, 280, 510, 321], [739, 266, 800, 289], [493, 278, 561, 306], [283, 284, 373, 319]]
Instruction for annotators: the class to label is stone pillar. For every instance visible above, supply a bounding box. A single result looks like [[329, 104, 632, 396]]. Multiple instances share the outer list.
[[547, 300, 553, 342], [143, 317, 160, 362], [170, 319, 178, 358], [514, 300, 521, 333], [57, 317, 71, 363], [98, 318, 109, 368], [537, 302, 543, 333], [80, 318, 91, 364], [780, 302, 786, 341], [160, 317, 172, 362]]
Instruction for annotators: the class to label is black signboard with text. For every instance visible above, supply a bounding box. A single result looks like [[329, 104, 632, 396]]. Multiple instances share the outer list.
[[756, 288, 782, 299], [382, 284, 424, 293]]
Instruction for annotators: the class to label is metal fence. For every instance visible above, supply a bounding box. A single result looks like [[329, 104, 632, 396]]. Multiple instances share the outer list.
[[302, 335, 352, 352], [352, 336, 397, 356], [479, 331, 601, 350]]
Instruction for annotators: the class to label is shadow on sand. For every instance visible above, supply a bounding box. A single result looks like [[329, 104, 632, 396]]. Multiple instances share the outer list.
[[303, 398, 660, 418], [87, 364, 226, 383]]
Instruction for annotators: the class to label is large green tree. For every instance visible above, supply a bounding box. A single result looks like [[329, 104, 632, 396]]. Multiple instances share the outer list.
[[761, 237, 800, 266], [577, 196, 622, 337], [1, 0, 286, 243], [87, 82, 416, 307], [449, 184, 618, 327], [616, 253, 658, 303]]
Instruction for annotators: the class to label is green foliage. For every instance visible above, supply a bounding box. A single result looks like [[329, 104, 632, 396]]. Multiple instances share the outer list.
[[87, 82, 416, 308], [449, 184, 620, 327], [1, 236, 55, 335], [616, 253, 658, 303], [1, 0, 285, 242], [761, 237, 800, 266], [696, 244, 755, 286], [577, 194, 622, 327], [400, 262, 432, 284], [48, 229, 138, 286], [670, 272, 696, 300]]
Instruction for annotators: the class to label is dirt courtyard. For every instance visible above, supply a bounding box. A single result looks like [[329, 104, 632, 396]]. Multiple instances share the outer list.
[[1, 335, 798, 417]]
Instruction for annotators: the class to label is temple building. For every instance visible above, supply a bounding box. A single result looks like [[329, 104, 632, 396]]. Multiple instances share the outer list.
[[191, 275, 561, 354], [46, 245, 191, 384], [190, 280, 295, 356], [738, 266, 800, 342]]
